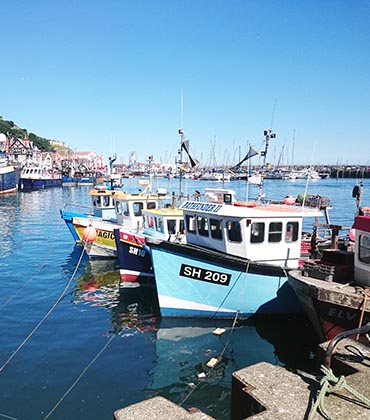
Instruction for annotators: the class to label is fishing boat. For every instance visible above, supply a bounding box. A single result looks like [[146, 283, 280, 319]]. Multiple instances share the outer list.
[[143, 129, 336, 319], [63, 180, 174, 258], [0, 155, 19, 194], [288, 216, 370, 342], [18, 161, 62, 190], [288, 184, 370, 342], [114, 206, 185, 287], [60, 184, 119, 241], [0, 134, 19, 194], [146, 189, 332, 319]]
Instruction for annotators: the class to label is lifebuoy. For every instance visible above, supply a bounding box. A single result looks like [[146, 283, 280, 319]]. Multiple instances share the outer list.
[[233, 201, 257, 208], [148, 216, 154, 227]]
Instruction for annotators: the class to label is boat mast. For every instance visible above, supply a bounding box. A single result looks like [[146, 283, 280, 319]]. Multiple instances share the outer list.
[[257, 128, 276, 202], [177, 89, 185, 199]]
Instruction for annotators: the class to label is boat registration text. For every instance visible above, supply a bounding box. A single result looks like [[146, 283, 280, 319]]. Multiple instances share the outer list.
[[179, 264, 231, 286]]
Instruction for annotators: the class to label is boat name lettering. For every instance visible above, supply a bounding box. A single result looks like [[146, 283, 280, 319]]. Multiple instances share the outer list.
[[179, 264, 231, 286], [327, 307, 363, 321], [128, 246, 146, 258], [97, 231, 115, 240], [182, 202, 222, 213]]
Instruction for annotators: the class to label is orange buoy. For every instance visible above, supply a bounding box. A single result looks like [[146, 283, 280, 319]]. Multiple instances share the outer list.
[[233, 201, 257, 207], [349, 228, 356, 241], [284, 195, 296, 205], [83, 226, 97, 242]]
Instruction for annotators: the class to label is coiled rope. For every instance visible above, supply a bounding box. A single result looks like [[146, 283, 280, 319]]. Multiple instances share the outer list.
[[308, 364, 370, 420]]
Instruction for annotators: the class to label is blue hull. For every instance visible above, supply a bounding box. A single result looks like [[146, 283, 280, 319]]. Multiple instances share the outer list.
[[147, 240, 302, 319], [19, 178, 62, 190], [0, 167, 19, 194]]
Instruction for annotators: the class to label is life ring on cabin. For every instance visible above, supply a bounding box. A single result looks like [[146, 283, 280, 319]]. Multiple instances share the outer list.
[[233, 201, 257, 208], [284, 195, 296, 205]]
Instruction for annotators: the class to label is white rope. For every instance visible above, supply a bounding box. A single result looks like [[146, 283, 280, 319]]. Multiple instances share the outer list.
[[0, 215, 64, 311], [43, 334, 116, 419], [180, 262, 250, 406], [0, 246, 86, 373]]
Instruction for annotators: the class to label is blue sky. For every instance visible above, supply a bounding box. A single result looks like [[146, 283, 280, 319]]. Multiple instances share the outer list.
[[1, 0, 370, 167]]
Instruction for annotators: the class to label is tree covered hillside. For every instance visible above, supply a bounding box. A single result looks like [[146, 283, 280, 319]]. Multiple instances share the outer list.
[[0, 116, 54, 152]]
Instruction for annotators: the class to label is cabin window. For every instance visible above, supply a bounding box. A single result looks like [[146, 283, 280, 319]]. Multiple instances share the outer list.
[[103, 196, 110, 207], [210, 218, 223, 240], [226, 220, 242, 243], [250, 222, 265, 243], [115, 201, 123, 215], [185, 215, 196, 233], [147, 201, 156, 210], [94, 197, 101, 207], [167, 219, 177, 234], [155, 217, 164, 233], [179, 219, 185, 234], [197, 216, 209, 237], [285, 222, 299, 242], [133, 202, 144, 216], [223, 193, 233, 204], [358, 234, 370, 264], [268, 222, 282, 243]]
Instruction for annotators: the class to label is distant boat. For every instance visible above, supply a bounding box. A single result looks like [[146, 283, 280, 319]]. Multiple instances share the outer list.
[[0, 154, 19, 194], [0, 135, 19, 194], [247, 172, 263, 185], [18, 163, 62, 190], [201, 171, 231, 182]]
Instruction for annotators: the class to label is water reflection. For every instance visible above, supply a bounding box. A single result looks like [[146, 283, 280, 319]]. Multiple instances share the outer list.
[[71, 254, 160, 335], [0, 193, 20, 258], [67, 253, 319, 420]]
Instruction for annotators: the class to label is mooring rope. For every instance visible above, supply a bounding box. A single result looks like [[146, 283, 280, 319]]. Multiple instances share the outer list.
[[0, 246, 86, 373], [43, 333, 116, 419], [308, 364, 370, 420], [180, 261, 250, 407], [0, 215, 64, 311], [356, 290, 370, 340]]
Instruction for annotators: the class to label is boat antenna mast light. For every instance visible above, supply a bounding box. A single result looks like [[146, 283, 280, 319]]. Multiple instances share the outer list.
[[257, 129, 276, 203]]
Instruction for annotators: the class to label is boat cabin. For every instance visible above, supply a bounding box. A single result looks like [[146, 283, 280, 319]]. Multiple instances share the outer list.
[[89, 186, 117, 221], [113, 188, 172, 231], [181, 195, 324, 269], [142, 207, 185, 242], [352, 215, 370, 286]]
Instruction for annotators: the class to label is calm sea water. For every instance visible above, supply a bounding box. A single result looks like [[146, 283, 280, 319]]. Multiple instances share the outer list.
[[0, 177, 368, 420]]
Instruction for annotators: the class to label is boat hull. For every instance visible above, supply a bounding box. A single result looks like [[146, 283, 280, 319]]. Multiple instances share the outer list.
[[288, 269, 370, 342], [114, 229, 154, 287], [60, 209, 88, 242], [147, 240, 302, 319], [73, 218, 117, 258], [0, 166, 19, 194], [19, 177, 62, 190]]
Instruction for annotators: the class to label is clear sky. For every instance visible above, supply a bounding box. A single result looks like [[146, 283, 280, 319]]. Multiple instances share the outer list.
[[1, 0, 370, 167]]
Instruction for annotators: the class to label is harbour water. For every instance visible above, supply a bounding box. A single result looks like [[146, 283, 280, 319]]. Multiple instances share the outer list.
[[0, 177, 368, 420]]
